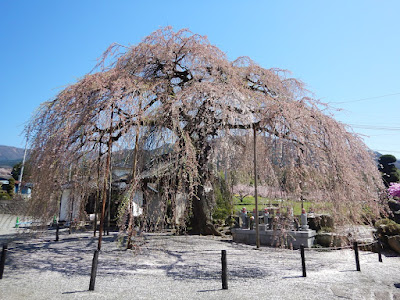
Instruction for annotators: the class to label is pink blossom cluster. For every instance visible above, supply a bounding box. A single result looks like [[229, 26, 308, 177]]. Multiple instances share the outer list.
[[388, 183, 400, 198]]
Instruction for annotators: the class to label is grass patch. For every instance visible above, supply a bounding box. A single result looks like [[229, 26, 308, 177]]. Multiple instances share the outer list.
[[233, 195, 313, 215]]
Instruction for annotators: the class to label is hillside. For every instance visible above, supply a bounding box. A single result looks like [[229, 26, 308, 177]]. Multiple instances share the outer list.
[[0, 145, 25, 168]]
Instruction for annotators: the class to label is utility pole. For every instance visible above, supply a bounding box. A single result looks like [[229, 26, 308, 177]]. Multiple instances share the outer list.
[[17, 136, 29, 194]]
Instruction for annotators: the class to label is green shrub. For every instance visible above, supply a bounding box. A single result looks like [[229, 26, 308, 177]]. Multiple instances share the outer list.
[[3, 178, 15, 197], [375, 218, 400, 236], [212, 174, 233, 225], [0, 190, 11, 200]]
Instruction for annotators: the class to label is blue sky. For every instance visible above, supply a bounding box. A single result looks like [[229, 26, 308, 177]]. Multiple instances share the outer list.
[[1, 0, 399, 156]]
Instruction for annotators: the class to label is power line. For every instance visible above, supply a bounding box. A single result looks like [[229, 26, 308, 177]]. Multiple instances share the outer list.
[[349, 124, 400, 131], [329, 92, 400, 104]]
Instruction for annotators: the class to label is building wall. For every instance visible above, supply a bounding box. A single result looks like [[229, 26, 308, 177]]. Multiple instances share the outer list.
[[132, 190, 143, 216], [59, 189, 80, 222]]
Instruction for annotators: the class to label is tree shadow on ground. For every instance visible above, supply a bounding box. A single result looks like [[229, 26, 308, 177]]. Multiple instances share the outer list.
[[3, 232, 141, 277], [157, 249, 273, 281], [3, 231, 274, 282]]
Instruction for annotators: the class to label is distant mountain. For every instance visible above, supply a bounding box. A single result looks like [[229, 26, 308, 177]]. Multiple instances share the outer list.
[[1, 144, 398, 171], [0, 145, 25, 167]]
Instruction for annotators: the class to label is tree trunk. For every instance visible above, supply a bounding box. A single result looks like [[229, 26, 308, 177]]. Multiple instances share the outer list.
[[190, 146, 221, 236], [191, 190, 221, 235]]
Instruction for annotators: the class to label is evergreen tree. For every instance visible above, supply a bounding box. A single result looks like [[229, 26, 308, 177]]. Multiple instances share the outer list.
[[11, 162, 22, 180], [378, 154, 400, 187], [4, 177, 15, 197]]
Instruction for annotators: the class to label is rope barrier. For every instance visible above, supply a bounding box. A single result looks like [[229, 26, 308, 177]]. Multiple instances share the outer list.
[[357, 241, 375, 247], [1, 241, 379, 254], [305, 245, 353, 251], [304, 241, 376, 252]]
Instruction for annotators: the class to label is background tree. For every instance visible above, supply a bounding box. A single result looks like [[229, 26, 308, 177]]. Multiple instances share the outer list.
[[0, 184, 8, 200], [4, 177, 15, 197], [27, 27, 385, 236], [378, 154, 400, 187], [11, 162, 22, 180], [233, 184, 253, 203]]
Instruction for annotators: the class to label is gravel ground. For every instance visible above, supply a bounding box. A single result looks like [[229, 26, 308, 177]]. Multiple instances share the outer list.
[[1, 213, 400, 300]]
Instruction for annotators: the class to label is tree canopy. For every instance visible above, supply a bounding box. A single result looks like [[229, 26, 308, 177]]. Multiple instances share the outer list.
[[27, 27, 385, 234]]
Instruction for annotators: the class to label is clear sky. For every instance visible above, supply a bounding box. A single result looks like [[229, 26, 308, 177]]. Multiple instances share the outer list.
[[1, 0, 399, 156]]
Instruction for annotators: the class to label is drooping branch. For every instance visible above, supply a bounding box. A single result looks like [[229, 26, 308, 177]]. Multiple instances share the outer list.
[[26, 27, 385, 234]]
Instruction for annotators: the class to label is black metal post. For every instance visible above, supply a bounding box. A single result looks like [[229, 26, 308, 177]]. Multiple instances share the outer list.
[[89, 250, 100, 291], [55, 223, 59, 241], [377, 241, 382, 263], [221, 250, 228, 289], [354, 241, 360, 271], [69, 213, 72, 235], [0, 244, 8, 279], [300, 244, 306, 277]]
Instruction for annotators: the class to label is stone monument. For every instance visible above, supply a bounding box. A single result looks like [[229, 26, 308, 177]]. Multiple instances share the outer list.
[[300, 208, 309, 230], [240, 207, 248, 229]]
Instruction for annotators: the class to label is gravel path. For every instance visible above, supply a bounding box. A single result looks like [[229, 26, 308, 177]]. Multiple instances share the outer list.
[[1, 214, 400, 299]]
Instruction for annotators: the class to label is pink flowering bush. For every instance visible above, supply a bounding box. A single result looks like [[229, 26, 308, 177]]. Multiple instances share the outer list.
[[388, 183, 400, 198]]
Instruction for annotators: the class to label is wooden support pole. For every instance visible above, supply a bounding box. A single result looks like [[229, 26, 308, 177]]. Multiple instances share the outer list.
[[98, 108, 114, 251], [253, 125, 260, 249], [127, 115, 141, 249], [354, 242, 360, 271], [89, 250, 100, 291], [0, 244, 8, 279], [69, 210, 73, 235], [94, 143, 101, 237], [300, 244, 306, 277], [107, 164, 112, 236], [221, 250, 228, 290]]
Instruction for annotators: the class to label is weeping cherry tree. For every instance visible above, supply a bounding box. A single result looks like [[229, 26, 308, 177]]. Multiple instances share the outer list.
[[27, 27, 385, 238]]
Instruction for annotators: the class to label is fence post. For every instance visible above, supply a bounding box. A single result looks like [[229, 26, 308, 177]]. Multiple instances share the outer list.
[[89, 250, 100, 291], [0, 244, 8, 279], [221, 250, 228, 290], [353, 242, 360, 271], [300, 244, 306, 277], [55, 223, 59, 242], [377, 241, 382, 263]]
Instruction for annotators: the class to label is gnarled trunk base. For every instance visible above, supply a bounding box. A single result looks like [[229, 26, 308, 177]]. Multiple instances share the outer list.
[[190, 185, 221, 236]]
